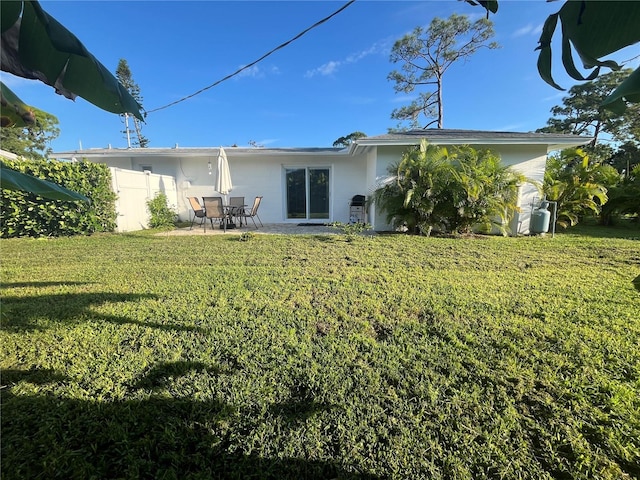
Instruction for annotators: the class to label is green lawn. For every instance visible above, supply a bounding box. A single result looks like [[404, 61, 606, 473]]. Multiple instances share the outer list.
[[1, 226, 639, 479]]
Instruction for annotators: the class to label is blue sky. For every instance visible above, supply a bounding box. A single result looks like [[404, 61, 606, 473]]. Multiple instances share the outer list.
[[3, 1, 639, 152]]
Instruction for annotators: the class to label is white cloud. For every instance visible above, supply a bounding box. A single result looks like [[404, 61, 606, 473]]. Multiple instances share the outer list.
[[512, 23, 543, 38], [235, 64, 280, 80], [236, 65, 263, 79], [305, 61, 340, 78], [305, 39, 391, 78]]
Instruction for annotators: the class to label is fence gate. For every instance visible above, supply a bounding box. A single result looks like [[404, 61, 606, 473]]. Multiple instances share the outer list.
[[110, 168, 178, 232]]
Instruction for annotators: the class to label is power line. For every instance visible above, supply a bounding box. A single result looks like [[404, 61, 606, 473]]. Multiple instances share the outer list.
[[146, 0, 356, 115]]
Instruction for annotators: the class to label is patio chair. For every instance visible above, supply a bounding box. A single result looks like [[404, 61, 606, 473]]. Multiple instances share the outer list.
[[187, 197, 206, 229], [239, 196, 263, 229], [202, 196, 230, 232], [229, 196, 245, 225]]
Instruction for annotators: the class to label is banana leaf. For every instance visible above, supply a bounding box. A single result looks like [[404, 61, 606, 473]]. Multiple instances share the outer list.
[[536, 1, 640, 111], [464, 1, 498, 16], [1, 81, 37, 127], [1, 0, 143, 120], [601, 67, 640, 114], [1, 161, 90, 203]]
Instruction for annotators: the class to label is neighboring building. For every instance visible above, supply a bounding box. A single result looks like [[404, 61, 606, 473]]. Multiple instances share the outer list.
[[51, 129, 592, 234]]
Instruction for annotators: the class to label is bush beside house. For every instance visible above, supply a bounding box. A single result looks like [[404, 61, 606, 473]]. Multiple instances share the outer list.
[[0, 158, 117, 237], [146, 192, 177, 229], [373, 141, 526, 236]]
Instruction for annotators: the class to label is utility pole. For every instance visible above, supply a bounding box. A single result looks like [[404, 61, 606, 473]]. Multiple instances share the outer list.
[[124, 113, 132, 148]]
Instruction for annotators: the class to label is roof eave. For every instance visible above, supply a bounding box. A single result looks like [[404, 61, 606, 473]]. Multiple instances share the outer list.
[[545, 139, 594, 153], [352, 136, 594, 154], [50, 147, 348, 160]]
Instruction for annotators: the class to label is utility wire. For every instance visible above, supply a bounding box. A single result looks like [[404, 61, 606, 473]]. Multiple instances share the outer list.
[[146, 0, 356, 115]]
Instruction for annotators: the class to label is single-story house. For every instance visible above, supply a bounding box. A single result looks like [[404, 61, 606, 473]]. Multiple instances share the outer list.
[[51, 129, 592, 234]]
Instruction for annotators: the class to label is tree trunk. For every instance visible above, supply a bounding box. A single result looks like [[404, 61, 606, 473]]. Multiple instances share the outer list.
[[437, 73, 443, 129], [590, 120, 602, 147]]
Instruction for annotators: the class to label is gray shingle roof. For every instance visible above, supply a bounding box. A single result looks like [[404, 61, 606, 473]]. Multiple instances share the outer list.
[[51, 146, 344, 159], [360, 128, 591, 143], [50, 129, 593, 160], [351, 129, 593, 154]]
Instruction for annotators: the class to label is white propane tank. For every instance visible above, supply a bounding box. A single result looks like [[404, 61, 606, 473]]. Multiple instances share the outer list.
[[531, 200, 551, 234]]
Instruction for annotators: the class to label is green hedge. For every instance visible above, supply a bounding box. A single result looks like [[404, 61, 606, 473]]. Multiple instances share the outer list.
[[0, 158, 117, 237]]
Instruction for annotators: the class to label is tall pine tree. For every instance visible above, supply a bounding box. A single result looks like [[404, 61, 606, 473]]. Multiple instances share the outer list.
[[388, 14, 498, 130], [115, 59, 148, 148]]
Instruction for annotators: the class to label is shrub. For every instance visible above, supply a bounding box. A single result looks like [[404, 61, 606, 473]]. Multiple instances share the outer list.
[[373, 140, 525, 235], [0, 157, 117, 237], [330, 221, 372, 241], [543, 148, 620, 228], [147, 192, 177, 229], [239, 231, 255, 242], [600, 164, 640, 225]]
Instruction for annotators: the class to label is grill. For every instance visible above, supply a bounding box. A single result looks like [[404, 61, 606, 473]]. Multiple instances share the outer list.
[[349, 195, 366, 223], [350, 195, 366, 207]]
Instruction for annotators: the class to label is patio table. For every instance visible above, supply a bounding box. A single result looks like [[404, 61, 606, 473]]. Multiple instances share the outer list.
[[224, 205, 247, 228], [222, 204, 246, 229]]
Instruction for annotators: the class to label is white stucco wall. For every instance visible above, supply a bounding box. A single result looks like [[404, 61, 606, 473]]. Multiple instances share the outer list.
[[173, 151, 368, 224], [370, 146, 410, 231], [368, 144, 548, 235], [495, 145, 548, 235], [91, 155, 180, 178]]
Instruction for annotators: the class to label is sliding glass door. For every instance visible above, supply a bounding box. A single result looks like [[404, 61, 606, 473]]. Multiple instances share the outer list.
[[285, 167, 330, 220]]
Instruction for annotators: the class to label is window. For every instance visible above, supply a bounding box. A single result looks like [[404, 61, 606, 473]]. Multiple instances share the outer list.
[[285, 167, 330, 220]]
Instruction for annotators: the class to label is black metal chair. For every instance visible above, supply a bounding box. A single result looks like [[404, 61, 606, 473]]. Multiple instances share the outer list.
[[187, 196, 206, 229]]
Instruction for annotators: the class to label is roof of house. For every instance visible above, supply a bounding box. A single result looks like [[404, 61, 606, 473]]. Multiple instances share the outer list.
[[50, 129, 593, 160], [350, 129, 593, 153], [50, 146, 345, 159]]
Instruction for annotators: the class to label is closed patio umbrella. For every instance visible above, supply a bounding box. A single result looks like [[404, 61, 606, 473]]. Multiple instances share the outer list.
[[215, 146, 232, 202]]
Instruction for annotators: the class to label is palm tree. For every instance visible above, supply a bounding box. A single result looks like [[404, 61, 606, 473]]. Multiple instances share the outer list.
[[373, 140, 525, 235], [543, 148, 620, 227]]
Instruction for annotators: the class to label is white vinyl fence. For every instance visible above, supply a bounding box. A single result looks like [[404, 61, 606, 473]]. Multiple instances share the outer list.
[[110, 167, 178, 232]]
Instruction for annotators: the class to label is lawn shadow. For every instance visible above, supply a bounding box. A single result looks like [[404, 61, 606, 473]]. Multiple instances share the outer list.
[[0, 281, 96, 289], [1, 368, 69, 386], [557, 221, 640, 240], [2, 366, 382, 480], [0, 290, 204, 334], [268, 374, 334, 428], [131, 360, 232, 390]]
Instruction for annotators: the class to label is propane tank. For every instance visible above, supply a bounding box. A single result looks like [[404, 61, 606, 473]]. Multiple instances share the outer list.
[[531, 200, 551, 234]]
